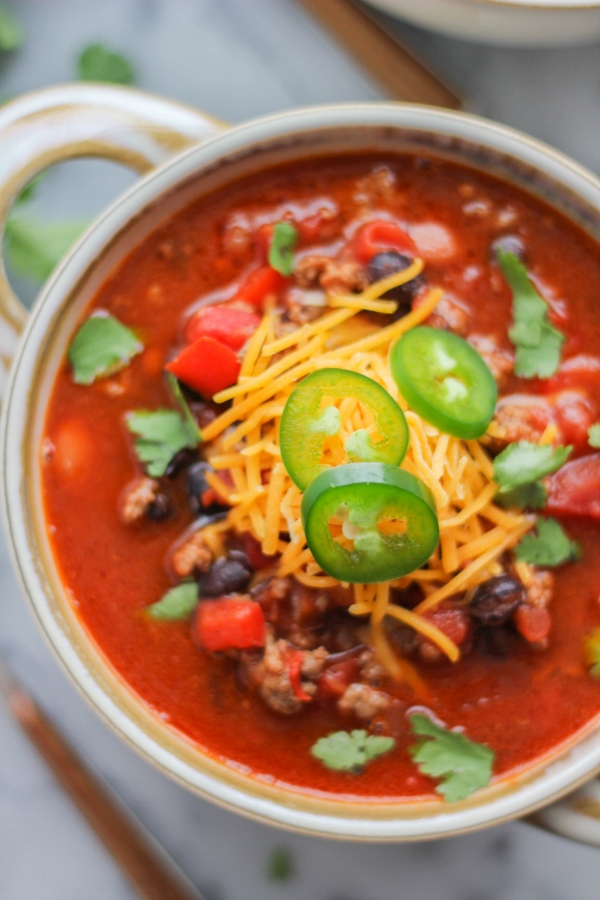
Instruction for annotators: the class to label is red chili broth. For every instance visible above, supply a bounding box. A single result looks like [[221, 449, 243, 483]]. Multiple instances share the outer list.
[[41, 153, 600, 799]]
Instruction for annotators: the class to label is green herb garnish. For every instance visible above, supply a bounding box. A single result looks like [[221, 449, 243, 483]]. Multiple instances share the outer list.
[[0, 5, 24, 50], [495, 480, 548, 511], [497, 250, 564, 379], [126, 409, 199, 478], [515, 517, 580, 567], [6, 215, 89, 282], [408, 714, 494, 802], [268, 221, 298, 276], [267, 847, 294, 882], [68, 313, 143, 385], [311, 729, 395, 773], [146, 582, 198, 621], [493, 440, 571, 496], [583, 628, 600, 678], [77, 43, 136, 84], [166, 372, 202, 442], [588, 424, 600, 448]]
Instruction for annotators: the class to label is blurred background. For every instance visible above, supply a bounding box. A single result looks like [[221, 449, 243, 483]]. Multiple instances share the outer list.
[[1, 1, 600, 898]]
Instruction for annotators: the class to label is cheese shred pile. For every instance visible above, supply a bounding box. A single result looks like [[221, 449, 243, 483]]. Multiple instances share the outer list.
[[201, 262, 533, 677]]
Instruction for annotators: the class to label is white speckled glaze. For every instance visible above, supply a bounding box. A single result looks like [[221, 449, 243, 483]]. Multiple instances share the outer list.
[[3, 85, 600, 843], [365, 0, 600, 46]]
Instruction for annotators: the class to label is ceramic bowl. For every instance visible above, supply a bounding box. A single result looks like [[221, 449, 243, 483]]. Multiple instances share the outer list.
[[364, 0, 600, 46], [3, 84, 600, 843]]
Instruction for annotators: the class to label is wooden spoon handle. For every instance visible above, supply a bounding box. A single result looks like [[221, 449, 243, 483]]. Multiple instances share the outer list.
[[296, 0, 462, 109], [4, 676, 202, 900]]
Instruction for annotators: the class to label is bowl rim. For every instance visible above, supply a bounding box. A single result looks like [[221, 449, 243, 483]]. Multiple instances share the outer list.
[[4, 99, 600, 839]]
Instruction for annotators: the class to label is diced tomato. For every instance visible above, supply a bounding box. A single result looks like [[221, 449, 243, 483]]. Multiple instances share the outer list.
[[243, 534, 275, 570], [195, 598, 265, 651], [423, 608, 470, 647], [166, 336, 240, 399], [296, 208, 336, 243], [554, 392, 595, 449], [285, 649, 313, 702], [231, 265, 285, 310], [547, 453, 600, 519], [353, 219, 417, 264], [534, 355, 600, 396], [514, 606, 551, 643], [51, 420, 94, 479], [185, 306, 261, 350], [316, 659, 359, 698]]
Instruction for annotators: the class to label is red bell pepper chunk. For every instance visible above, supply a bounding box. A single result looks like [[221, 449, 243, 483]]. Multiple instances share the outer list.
[[166, 335, 240, 399], [547, 453, 600, 519], [353, 219, 417, 265], [185, 306, 261, 350], [231, 265, 285, 310], [195, 598, 266, 651], [285, 648, 313, 702]]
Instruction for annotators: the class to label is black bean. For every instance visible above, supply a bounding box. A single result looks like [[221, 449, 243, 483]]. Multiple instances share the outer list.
[[199, 558, 252, 597], [165, 447, 197, 478], [187, 461, 215, 513], [491, 234, 525, 262], [366, 251, 426, 314], [146, 493, 173, 521], [228, 549, 252, 571], [469, 575, 525, 626]]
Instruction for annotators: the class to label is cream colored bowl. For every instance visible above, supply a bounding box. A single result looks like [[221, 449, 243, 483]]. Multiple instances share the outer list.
[[365, 0, 600, 46], [3, 85, 600, 843]]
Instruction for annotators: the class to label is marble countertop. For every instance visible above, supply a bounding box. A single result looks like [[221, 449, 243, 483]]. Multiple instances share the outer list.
[[2, 2, 600, 898]]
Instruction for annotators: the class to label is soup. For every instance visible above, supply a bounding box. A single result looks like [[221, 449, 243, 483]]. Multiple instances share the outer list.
[[41, 153, 600, 802]]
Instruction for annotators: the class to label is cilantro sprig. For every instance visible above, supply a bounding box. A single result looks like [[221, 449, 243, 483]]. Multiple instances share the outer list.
[[515, 517, 580, 567], [497, 250, 564, 379], [126, 409, 200, 478], [408, 714, 494, 802], [68, 313, 143, 384], [0, 5, 24, 50], [77, 43, 136, 85], [268, 221, 298, 276], [146, 582, 199, 621], [310, 729, 395, 773], [588, 424, 600, 448], [493, 440, 571, 509]]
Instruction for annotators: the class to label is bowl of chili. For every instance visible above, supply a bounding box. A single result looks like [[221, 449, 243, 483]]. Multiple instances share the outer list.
[[3, 84, 600, 843]]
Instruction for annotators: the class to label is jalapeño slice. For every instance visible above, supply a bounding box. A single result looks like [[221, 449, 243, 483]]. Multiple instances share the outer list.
[[390, 326, 497, 439], [301, 462, 439, 584], [280, 368, 408, 491]]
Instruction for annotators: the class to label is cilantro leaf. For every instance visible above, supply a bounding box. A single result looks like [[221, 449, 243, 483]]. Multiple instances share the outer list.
[[583, 628, 600, 678], [497, 250, 564, 379], [0, 5, 24, 50], [146, 582, 198, 621], [5, 214, 89, 281], [166, 373, 202, 442], [515, 517, 580, 567], [68, 313, 143, 385], [267, 848, 294, 882], [77, 43, 136, 85], [310, 729, 395, 772], [494, 480, 547, 511], [588, 424, 600, 448], [408, 714, 494, 802], [493, 440, 571, 493], [126, 409, 200, 478], [268, 221, 298, 276]]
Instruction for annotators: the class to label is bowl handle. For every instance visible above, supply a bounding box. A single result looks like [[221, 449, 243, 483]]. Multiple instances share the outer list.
[[528, 778, 600, 847], [0, 83, 225, 393]]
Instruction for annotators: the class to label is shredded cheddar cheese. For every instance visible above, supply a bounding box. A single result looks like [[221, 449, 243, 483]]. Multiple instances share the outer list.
[[202, 265, 533, 679]]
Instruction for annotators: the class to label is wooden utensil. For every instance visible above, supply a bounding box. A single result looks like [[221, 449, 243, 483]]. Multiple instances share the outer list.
[[0, 658, 204, 900], [295, 0, 462, 109]]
